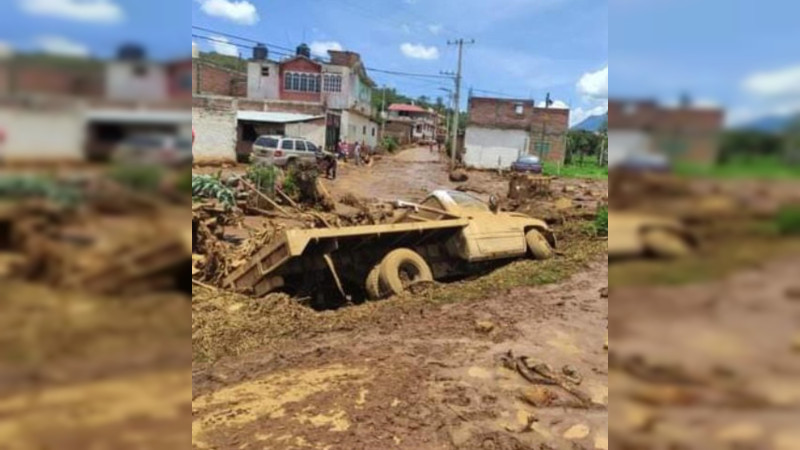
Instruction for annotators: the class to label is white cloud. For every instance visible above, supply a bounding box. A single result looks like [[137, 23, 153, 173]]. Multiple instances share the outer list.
[[577, 66, 608, 99], [197, 0, 259, 25], [537, 99, 569, 109], [742, 64, 800, 98], [35, 35, 90, 58], [570, 105, 607, 127], [400, 43, 439, 60], [428, 24, 443, 35], [310, 41, 343, 57], [209, 36, 238, 57], [20, 0, 123, 24]]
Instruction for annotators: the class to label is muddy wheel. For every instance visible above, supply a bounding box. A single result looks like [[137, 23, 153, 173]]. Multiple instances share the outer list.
[[378, 248, 433, 297], [525, 229, 553, 260], [643, 229, 690, 258], [365, 264, 383, 300]]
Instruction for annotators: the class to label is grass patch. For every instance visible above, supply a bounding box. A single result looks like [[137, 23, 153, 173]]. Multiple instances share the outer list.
[[675, 156, 800, 180], [776, 205, 800, 235], [609, 235, 800, 288], [544, 163, 608, 179], [594, 206, 608, 237]]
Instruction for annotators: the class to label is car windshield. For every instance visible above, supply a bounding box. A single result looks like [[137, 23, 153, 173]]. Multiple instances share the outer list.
[[446, 191, 488, 210], [518, 155, 540, 164]]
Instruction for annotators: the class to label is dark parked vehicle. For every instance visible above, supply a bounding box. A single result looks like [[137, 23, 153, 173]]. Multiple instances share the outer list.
[[113, 134, 193, 168], [616, 153, 671, 173], [510, 155, 543, 174]]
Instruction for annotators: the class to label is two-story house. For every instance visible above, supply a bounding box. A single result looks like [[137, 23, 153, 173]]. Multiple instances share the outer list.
[[245, 45, 379, 150], [387, 104, 437, 142], [464, 96, 569, 168]]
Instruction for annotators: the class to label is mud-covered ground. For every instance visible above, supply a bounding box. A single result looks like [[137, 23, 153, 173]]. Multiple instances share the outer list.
[[192, 146, 609, 449], [0, 284, 191, 449]]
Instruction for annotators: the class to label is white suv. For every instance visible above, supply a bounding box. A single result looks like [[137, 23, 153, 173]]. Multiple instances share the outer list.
[[251, 135, 326, 169]]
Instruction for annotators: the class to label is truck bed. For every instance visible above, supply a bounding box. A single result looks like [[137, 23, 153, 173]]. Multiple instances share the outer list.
[[224, 218, 470, 294]]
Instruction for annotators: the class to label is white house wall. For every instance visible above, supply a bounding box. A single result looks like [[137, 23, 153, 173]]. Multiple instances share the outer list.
[[192, 107, 237, 162], [608, 130, 652, 167], [341, 110, 378, 147], [464, 127, 528, 169], [246, 62, 280, 100], [0, 108, 84, 160], [285, 121, 326, 149]]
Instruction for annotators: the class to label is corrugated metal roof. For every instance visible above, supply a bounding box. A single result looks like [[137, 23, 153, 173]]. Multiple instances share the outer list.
[[87, 109, 191, 124], [237, 111, 324, 123]]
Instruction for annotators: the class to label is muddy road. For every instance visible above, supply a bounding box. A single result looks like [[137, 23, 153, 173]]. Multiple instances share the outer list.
[[192, 146, 610, 449], [192, 262, 608, 450]]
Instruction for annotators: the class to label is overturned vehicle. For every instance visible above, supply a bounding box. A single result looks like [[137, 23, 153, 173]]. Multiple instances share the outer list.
[[224, 190, 557, 305]]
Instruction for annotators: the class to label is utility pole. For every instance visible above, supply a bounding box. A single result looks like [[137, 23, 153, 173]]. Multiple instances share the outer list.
[[380, 85, 387, 141], [446, 38, 474, 169]]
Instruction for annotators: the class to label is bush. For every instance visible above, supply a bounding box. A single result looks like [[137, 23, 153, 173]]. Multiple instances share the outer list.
[[595, 206, 608, 237], [109, 165, 164, 192], [381, 136, 399, 153], [177, 170, 192, 195], [282, 171, 298, 197], [246, 164, 279, 197], [776, 205, 800, 235]]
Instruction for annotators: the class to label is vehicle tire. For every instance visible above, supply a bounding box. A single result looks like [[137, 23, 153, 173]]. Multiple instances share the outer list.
[[365, 264, 383, 300], [643, 229, 690, 258], [526, 229, 554, 260], [378, 248, 433, 297]]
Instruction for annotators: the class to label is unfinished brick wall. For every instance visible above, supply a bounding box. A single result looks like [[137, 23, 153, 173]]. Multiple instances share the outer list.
[[6, 65, 104, 98], [192, 61, 246, 97], [467, 97, 569, 164]]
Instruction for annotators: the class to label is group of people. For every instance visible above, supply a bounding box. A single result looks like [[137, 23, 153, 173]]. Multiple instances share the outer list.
[[336, 139, 369, 166], [320, 139, 372, 180]]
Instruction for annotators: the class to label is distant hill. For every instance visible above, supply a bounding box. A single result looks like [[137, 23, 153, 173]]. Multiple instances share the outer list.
[[571, 113, 607, 132], [738, 114, 798, 134]]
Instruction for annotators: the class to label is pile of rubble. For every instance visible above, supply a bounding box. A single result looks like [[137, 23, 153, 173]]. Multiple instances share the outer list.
[[504, 173, 607, 225]]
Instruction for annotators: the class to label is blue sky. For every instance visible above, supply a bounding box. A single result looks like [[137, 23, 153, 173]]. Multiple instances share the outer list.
[[191, 0, 608, 125], [0, 0, 186, 60], [612, 0, 800, 125]]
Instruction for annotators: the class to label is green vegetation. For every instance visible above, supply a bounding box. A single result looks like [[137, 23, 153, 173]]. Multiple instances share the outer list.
[[246, 165, 279, 196], [544, 162, 608, 179], [0, 175, 81, 206], [282, 170, 299, 197], [380, 136, 399, 153], [675, 156, 800, 180], [197, 51, 246, 72], [109, 165, 165, 192], [594, 206, 608, 237], [177, 170, 193, 195], [776, 206, 800, 235], [192, 174, 236, 209]]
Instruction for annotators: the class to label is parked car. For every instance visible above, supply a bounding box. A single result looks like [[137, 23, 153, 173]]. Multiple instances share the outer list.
[[616, 153, 671, 173], [251, 135, 330, 169], [511, 155, 543, 174], [113, 134, 192, 167]]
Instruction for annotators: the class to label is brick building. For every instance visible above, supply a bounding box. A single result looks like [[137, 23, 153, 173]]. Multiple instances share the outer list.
[[191, 59, 247, 97], [608, 99, 724, 165], [464, 97, 569, 168], [386, 104, 437, 142]]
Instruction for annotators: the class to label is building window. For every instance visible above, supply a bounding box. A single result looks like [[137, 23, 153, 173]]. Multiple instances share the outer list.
[[261, 66, 270, 76], [179, 72, 191, 91], [285, 72, 320, 92], [363, 125, 367, 135], [372, 127, 375, 137], [514, 103, 524, 115], [323, 73, 342, 92]]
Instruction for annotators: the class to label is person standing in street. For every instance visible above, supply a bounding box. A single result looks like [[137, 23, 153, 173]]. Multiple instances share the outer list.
[[354, 141, 362, 166]]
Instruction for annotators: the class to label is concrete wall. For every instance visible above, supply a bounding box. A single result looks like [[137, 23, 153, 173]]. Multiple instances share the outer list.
[[342, 110, 378, 147], [285, 118, 327, 149], [106, 62, 167, 102], [192, 107, 237, 162], [464, 126, 527, 169], [246, 61, 280, 100], [608, 130, 652, 167], [0, 108, 85, 161]]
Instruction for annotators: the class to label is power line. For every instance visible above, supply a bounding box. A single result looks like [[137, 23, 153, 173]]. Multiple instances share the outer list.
[[192, 26, 294, 52]]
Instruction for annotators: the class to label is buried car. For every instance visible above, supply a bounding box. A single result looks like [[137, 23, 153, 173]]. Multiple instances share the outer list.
[[609, 211, 696, 259], [223, 190, 557, 305], [511, 155, 543, 174]]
